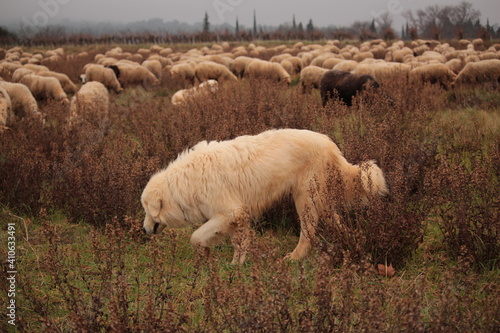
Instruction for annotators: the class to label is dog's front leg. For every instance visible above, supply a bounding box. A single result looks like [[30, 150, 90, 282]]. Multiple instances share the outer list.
[[190, 215, 231, 257], [189, 209, 252, 265]]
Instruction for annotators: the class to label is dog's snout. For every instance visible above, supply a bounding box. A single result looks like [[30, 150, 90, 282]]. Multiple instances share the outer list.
[[153, 222, 160, 234]]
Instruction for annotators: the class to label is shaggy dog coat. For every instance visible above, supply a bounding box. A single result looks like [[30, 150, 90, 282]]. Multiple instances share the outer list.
[[320, 70, 380, 106], [141, 129, 387, 264]]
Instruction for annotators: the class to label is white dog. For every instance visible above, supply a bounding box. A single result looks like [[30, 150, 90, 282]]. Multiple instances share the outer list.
[[141, 129, 387, 264]]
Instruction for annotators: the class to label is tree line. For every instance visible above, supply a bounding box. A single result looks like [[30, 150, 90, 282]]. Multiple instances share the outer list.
[[0, 1, 498, 46]]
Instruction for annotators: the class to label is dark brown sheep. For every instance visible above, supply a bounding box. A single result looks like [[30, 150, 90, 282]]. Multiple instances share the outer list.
[[320, 70, 380, 106]]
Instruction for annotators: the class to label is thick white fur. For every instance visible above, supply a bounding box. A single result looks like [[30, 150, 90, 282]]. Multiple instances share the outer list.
[[141, 129, 387, 264]]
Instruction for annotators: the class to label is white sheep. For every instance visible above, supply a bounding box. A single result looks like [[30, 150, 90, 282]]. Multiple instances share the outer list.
[[310, 53, 337, 67], [410, 63, 457, 89], [0, 87, 13, 131], [0, 62, 22, 80], [69, 81, 109, 128], [280, 56, 303, 76], [11, 68, 34, 82], [37, 70, 77, 94], [116, 62, 159, 88], [270, 53, 292, 63], [353, 51, 374, 62], [386, 47, 413, 63], [83, 64, 123, 93], [244, 59, 291, 84], [322, 57, 344, 69], [453, 59, 500, 86], [142, 59, 163, 79], [147, 54, 174, 67], [170, 62, 197, 87], [332, 60, 358, 73], [171, 80, 218, 106], [0, 81, 40, 118], [200, 55, 235, 69], [19, 73, 69, 104], [414, 51, 447, 64], [299, 65, 328, 92], [352, 62, 411, 81], [231, 56, 254, 78], [22, 63, 50, 73], [195, 61, 238, 83], [445, 59, 464, 74]]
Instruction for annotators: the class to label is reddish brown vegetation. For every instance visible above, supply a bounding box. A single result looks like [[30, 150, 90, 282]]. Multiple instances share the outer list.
[[0, 56, 499, 331]]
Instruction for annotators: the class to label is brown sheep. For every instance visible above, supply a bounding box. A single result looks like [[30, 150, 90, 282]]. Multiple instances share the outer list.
[[320, 70, 380, 106]]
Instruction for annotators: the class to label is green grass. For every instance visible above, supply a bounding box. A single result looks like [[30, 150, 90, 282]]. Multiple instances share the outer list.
[[3, 191, 499, 332]]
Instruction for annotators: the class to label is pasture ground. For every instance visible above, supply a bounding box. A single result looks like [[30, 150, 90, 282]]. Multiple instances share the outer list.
[[0, 42, 499, 332]]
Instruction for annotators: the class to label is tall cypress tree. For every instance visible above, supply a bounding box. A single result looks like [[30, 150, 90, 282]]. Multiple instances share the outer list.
[[306, 19, 314, 32], [370, 19, 377, 33], [203, 11, 210, 33], [253, 10, 257, 36]]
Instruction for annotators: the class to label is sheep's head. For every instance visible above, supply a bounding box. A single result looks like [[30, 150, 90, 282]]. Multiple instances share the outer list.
[[59, 97, 70, 106], [145, 74, 160, 89]]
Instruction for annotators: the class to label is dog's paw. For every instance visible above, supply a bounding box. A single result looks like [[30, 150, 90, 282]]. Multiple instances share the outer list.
[[284, 252, 299, 261]]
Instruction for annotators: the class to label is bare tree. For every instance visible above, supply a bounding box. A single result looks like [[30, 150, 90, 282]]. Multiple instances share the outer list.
[[450, 1, 480, 27], [403, 1, 481, 39], [375, 11, 393, 33]]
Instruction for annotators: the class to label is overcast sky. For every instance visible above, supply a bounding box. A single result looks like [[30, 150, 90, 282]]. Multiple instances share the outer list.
[[1, 0, 499, 30]]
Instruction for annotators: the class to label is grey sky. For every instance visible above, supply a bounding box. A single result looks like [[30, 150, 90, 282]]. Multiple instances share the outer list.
[[1, 0, 499, 30]]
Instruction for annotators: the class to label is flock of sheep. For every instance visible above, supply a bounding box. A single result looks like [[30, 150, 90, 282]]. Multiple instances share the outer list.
[[1, 38, 500, 131]]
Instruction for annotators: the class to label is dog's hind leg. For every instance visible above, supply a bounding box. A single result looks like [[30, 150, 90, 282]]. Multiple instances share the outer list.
[[229, 208, 253, 265], [286, 186, 320, 261]]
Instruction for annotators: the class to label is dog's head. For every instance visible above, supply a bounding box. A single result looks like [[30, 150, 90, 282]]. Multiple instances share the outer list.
[[141, 172, 190, 234], [358, 160, 388, 202], [141, 186, 168, 235]]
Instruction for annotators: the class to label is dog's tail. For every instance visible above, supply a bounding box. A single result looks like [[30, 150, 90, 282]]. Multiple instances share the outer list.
[[359, 160, 388, 198]]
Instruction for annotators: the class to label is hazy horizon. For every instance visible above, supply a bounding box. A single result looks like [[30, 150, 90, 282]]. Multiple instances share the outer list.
[[2, 0, 499, 33]]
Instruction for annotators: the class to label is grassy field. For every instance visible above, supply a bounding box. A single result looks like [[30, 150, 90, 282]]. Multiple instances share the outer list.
[[1, 44, 499, 332]]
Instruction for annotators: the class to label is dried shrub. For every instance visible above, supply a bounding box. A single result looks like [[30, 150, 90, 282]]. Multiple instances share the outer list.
[[427, 147, 500, 270]]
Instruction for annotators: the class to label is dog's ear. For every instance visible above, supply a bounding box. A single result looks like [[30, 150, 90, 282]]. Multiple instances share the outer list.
[[146, 198, 163, 218]]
